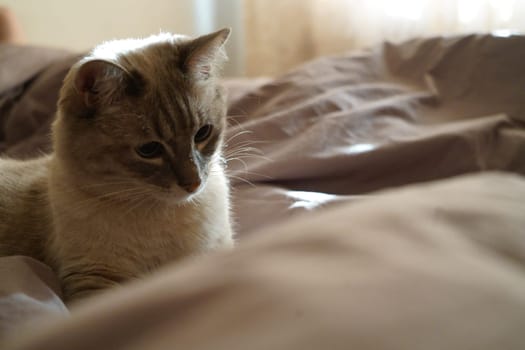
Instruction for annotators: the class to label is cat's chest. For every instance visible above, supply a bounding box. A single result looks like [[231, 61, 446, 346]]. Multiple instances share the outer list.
[[52, 207, 209, 277], [58, 200, 220, 256], [97, 206, 210, 249], [50, 175, 233, 275]]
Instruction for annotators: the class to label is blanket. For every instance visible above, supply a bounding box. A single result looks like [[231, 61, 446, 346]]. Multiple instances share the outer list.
[[1, 34, 525, 349]]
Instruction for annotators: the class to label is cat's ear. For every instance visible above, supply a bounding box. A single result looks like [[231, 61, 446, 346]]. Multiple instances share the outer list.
[[73, 59, 130, 110], [183, 28, 231, 80]]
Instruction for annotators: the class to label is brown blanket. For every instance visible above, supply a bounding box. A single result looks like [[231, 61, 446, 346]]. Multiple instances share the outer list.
[[1, 34, 525, 349]]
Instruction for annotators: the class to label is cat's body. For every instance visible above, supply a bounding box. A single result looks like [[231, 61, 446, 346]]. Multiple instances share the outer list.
[[0, 157, 52, 262], [0, 29, 234, 302]]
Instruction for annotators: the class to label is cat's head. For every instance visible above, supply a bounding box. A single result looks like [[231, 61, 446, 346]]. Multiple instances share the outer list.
[[54, 28, 231, 203]]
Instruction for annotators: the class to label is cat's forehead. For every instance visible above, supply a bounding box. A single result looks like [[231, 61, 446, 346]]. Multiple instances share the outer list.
[[80, 32, 225, 134], [91, 33, 201, 94], [90, 33, 188, 62]]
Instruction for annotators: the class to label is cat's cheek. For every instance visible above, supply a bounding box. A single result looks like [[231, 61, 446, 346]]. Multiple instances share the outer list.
[[150, 185, 197, 204]]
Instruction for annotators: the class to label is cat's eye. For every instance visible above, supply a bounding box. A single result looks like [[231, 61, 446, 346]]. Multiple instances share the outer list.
[[194, 124, 213, 143], [136, 141, 163, 158]]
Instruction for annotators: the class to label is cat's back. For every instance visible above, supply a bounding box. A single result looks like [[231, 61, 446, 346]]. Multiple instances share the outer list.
[[0, 156, 52, 260], [0, 156, 50, 202], [0, 155, 49, 182]]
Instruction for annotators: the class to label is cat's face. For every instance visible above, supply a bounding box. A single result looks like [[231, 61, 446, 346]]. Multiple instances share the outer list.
[[54, 29, 230, 203]]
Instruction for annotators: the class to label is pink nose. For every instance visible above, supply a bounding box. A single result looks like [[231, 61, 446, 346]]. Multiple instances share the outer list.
[[181, 181, 201, 193]]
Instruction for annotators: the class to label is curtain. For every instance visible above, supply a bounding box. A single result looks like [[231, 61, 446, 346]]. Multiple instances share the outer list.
[[243, 0, 525, 76]]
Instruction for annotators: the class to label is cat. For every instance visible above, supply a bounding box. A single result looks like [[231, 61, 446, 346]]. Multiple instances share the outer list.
[[0, 28, 234, 303]]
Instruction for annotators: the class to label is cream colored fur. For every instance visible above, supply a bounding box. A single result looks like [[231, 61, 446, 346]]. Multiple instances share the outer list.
[[0, 29, 234, 303]]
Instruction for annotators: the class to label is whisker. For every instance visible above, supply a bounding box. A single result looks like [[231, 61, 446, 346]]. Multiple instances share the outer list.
[[51, 186, 157, 221], [226, 156, 249, 172], [225, 174, 257, 187], [224, 129, 255, 144], [225, 146, 266, 156], [225, 153, 273, 166], [226, 139, 271, 147], [230, 170, 274, 180], [118, 190, 158, 220]]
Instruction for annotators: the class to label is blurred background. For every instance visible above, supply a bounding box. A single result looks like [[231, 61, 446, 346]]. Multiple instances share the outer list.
[[4, 0, 525, 77]]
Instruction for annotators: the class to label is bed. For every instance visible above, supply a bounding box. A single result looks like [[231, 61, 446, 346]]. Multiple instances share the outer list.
[[1, 34, 525, 349]]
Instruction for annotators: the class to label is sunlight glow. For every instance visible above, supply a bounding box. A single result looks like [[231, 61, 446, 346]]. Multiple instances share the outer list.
[[458, 0, 480, 23], [382, 0, 423, 21], [287, 191, 337, 210], [492, 29, 519, 37], [378, 0, 517, 25], [344, 143, 376, 154], [490, 0, 515, 22], [91, 33, 186, 61]]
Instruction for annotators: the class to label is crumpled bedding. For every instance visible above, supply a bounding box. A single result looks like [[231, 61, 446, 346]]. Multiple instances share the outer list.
[[1, 34, 525, 349]]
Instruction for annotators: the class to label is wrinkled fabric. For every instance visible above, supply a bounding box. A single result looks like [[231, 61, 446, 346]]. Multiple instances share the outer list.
[[1, 34, 525, 349], [0, 256, 67, 340], [5, 172, 525, 350], [225, 34, 525, 234], [0, 45, 81, 158]]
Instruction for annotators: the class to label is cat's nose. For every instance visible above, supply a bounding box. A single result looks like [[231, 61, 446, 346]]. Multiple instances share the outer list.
[[180, 180, 201, 193]]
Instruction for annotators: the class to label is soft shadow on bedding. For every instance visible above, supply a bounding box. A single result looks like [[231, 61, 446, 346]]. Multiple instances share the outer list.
[[1, 34, 525, 349]]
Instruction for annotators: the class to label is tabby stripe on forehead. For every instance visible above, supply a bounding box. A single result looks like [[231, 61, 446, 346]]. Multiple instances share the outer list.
[[174, 94, 191, 129], [151, 105, 165, 139], [183, 93, 200, 129], [157, 100, 178, 137], [174, 93, 192, 129]]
